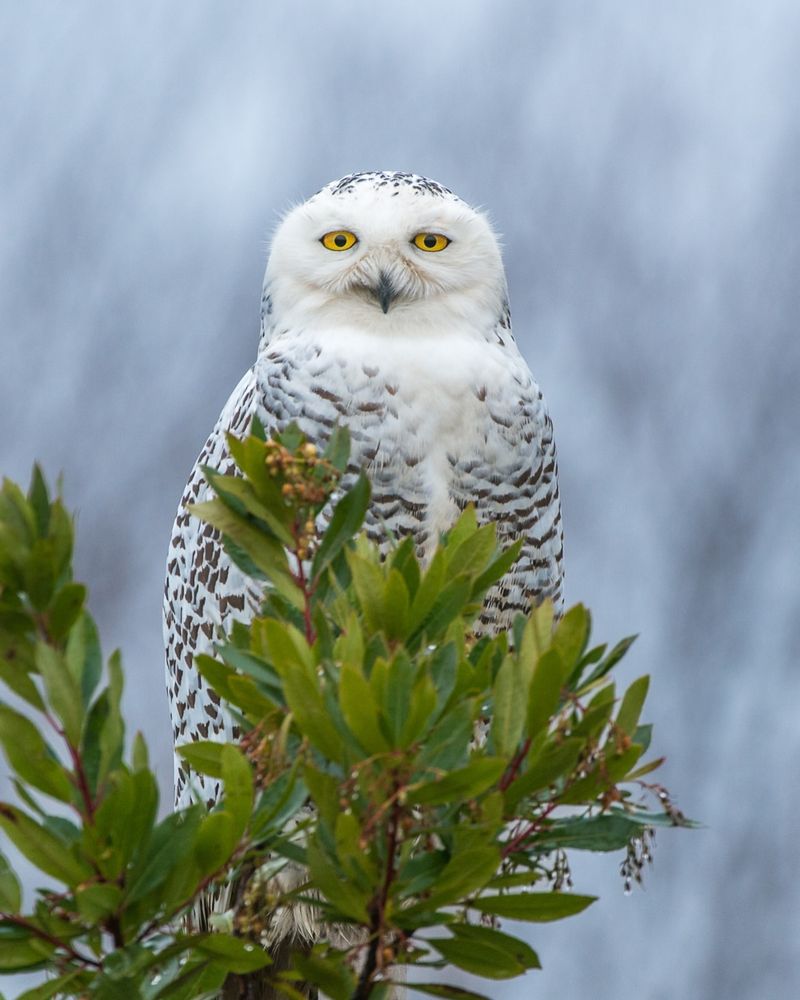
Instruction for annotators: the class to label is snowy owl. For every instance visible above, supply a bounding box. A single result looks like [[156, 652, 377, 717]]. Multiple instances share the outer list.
[[163, 168, 563, 924]]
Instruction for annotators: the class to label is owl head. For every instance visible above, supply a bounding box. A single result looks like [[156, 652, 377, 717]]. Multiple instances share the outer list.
[[263, 172, 507, 340]]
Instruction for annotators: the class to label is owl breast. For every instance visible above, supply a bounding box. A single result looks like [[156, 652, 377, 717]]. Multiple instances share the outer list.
[[255, 325, 562, 626]]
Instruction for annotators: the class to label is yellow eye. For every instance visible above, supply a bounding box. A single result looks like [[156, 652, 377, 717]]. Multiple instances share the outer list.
[[321, 230, 358, 251], [412, 232, 450, 252]]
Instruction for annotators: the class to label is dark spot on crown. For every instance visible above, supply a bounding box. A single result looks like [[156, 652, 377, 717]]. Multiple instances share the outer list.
[[321, 171, 459, 201]]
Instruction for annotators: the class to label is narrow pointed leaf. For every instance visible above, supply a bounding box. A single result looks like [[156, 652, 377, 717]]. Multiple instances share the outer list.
[[471, 892, 596, 921]]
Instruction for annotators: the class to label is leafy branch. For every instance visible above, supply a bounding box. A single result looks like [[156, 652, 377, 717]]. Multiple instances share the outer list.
[[0, 428, 696, 999]]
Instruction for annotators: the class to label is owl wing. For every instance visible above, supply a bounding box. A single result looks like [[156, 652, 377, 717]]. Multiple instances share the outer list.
[[163, 367, 268, 809], [467, 321, 565, 635]]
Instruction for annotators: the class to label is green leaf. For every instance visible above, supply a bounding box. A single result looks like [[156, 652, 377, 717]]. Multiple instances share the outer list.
[[443, 504, 478, 547], [28, 464, 51, 536], [205, 468, 294, 547], [91, 768, 159, 876], [491, 655, 529, 756], [382, 569, 410, 640], [390, 536, 421, 601], [552, 604, 590, 677], [303, 766, 339, 830], [527, 649, 563, 740], [428, 926, 538, 979], [400, 671, 438, 748], [560, 745, 645, 804], [312, 473, 370, 578], [446, 522, 497, 580], [616, 675, 650, 736], [24, 538, 56, 610], [471, 891, 596, 922], [0, 704, 73, 802], [322, 423, 351, 472], [294, 949, 356, 1000], [65, 611, 102, 705], [189, 932, 272, 973], [503, 738, 584, 809], [571, 683, 616, 741], [407, 551, 446, 636], [47, 500, 74, 581], [379, 651, 414, 746], [0, 805, 92, 884], [177, 740, 227, 779], [633, 723, 653, 754], [262, 618, 313, 673], [471, 539, 523, 599], [0, 851, 21, 911], [418, 702, 473, 771], [190, 498, 292, 589], [0, 479, 35, 545], [414, 846, 500, 912], [306, 838, 368, 921], [221, 744, 253, 841], [35, 643, 83, 745], [80, 689, 109, 795], [408, 575, 472, 648], [216, 643, 283, 702], [125, 807, 202, 904], [347, 553, 386, 635], [98, 650, 125, 784], [76, 883, 123, 921], [0, 655, 45, 711], [409, 758, 505, 806], [250, 768, 307, 842], [132, 730, 149, 771], [47, 583, 86, 641], [17, 970, 86, 998], [224, 432, 281, 500], [197, 648, 238, 695], [522, 600, 554, 659], [582, 635, 637, 686], [151, 959, 226, 1000], [397, 850, 448, 897], [535, 813, 644, 853], [249, 414, 267, 440], [267, 623, 343, 763], [100, 941, 156, 980], [339, 664, 390, 754], [429, 642, 459, 712], [0, 926, 53, 970], [194, 810, 237, 874]]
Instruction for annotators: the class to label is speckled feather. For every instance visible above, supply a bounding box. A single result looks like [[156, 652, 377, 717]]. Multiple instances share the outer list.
[[163, 171, 563, 944]]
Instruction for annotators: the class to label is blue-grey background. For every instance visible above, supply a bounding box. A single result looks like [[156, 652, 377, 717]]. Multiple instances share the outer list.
[[2, 2, 798, 997]]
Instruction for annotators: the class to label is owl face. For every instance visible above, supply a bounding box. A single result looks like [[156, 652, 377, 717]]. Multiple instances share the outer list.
[[265, 172, 507, 335]]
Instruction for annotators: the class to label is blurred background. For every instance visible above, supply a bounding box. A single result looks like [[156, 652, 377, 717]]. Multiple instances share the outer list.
[[2, 2, 799, 997]]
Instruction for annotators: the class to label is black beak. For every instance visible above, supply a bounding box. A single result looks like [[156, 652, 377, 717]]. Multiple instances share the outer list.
[[375, 271, 398, 314]]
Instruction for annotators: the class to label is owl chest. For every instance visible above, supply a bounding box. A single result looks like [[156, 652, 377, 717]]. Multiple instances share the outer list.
[[257, 333, 535, 540]]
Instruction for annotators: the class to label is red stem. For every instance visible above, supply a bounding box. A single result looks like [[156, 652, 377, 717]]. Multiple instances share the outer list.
[[291, 522, 316, 645], [353, 779, 401, 998], [499, 737, 531, 792], [44, 711, 95, 822], [501, 798, 560, 859], [0, 912, 101, 968]]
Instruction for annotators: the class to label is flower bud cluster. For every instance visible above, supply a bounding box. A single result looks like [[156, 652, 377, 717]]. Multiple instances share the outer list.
[[263, 438, 340, 559], [620, 826, 656, 894]]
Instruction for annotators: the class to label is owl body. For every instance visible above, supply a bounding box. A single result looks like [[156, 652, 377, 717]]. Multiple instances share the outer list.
[[164, 172, 563, 916]]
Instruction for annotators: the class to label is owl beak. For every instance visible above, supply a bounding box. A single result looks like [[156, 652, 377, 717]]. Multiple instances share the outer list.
[[374, 271, 398, 314]]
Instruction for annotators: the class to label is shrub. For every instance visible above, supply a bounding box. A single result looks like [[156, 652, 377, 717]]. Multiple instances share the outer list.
[[0, 429, 692, 999]]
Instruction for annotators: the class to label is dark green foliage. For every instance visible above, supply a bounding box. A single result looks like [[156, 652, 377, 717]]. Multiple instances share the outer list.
[[0, 467, 303, 996], [0, 437, 694, 998]]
